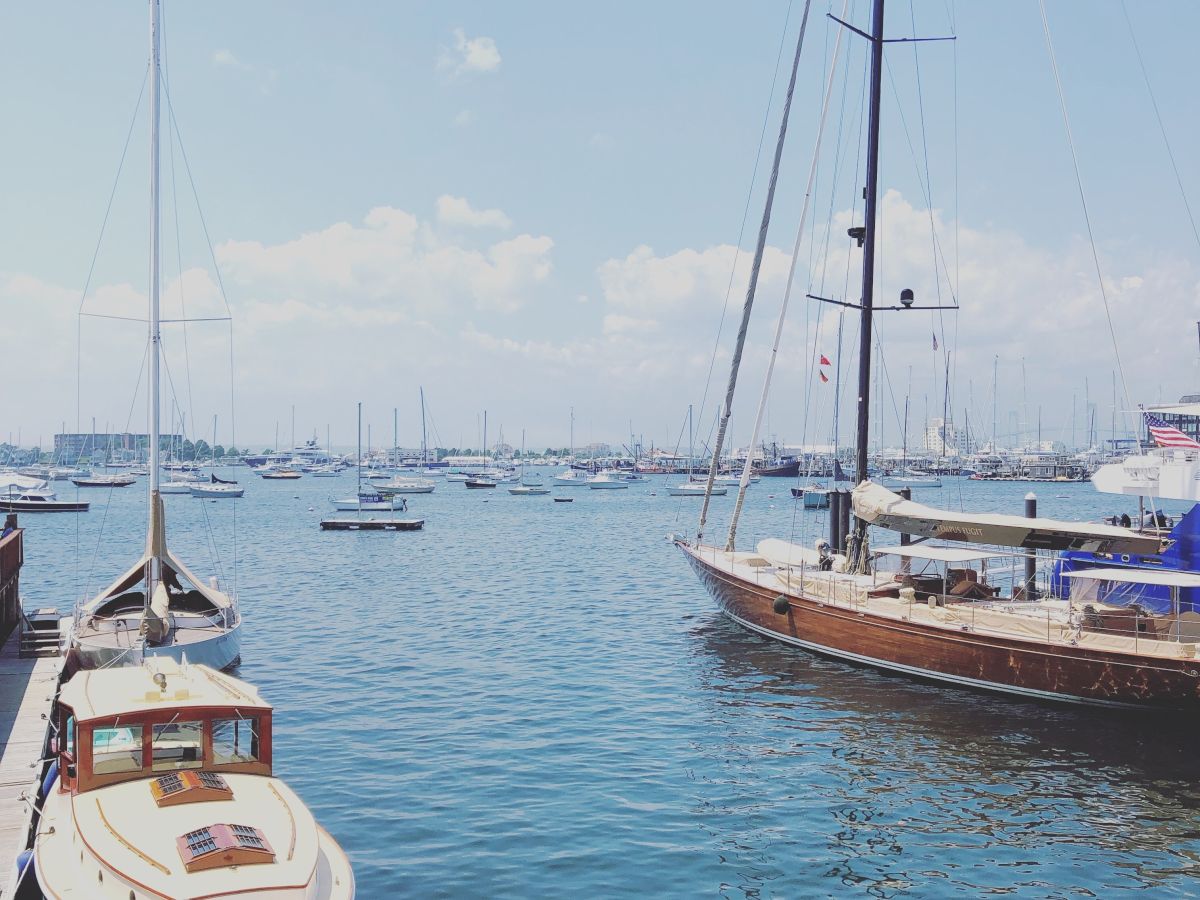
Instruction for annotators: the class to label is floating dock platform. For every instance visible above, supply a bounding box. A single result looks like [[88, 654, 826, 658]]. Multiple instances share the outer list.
[[320, 517, 425, 531]]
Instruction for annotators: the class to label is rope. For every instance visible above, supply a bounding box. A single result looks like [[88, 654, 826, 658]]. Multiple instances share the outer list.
[[1120, 1, 1200, 255], [1038, 1, 1135, 440], [74, 66, 149, 609], [726, 0, 849, 551], [693, 0, 798, 468], [696, 0, 814, 543]]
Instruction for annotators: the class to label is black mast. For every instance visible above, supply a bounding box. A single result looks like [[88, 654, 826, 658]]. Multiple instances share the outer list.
[[855, 0, 885, 491]]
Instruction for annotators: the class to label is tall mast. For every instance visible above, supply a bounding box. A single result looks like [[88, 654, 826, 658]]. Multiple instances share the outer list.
[[148, 0, 162, 496], [854, 0, 885, 490], [420, 387, 428, 467], [393, 407, 398, 468]]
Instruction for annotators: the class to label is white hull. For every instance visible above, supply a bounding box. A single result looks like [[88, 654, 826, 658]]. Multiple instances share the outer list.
[[669, 484, 728, 497], [70, 614, 242, 672], [332, 499, 406, 511], [189, 484, 244, 498]]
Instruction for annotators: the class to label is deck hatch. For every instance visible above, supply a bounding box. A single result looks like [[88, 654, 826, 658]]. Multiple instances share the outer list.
[[150, 770, 234, 806], [176, 823, 276, 872]]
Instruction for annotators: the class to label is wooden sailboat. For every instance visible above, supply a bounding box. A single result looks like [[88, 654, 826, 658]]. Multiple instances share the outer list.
[[67, 2, 240, 674], [677, 0, 1200, 709]]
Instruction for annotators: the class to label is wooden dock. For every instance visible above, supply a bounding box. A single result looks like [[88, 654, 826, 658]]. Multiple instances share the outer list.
[[0, 629, 58, 897], [320, 517, 425, 531]]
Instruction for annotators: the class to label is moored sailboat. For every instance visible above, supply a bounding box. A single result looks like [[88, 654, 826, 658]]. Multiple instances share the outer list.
[[675, 0, 1200, 709], [66, 0, 240, 674]]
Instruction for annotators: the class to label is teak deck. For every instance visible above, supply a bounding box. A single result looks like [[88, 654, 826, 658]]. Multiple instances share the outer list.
[[0, 628, 59, 896]]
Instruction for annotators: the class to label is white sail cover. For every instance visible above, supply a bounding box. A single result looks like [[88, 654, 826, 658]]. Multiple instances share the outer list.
[[79, 493, 232, 614], [852, 481, 1165, 555]]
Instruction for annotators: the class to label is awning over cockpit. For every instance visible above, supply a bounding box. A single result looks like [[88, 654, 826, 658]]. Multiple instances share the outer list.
[[853, 482, 1165, 555]]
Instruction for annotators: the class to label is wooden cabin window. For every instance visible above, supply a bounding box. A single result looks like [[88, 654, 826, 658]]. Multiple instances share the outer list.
[[65, 715, 76, 758], [93, 725, 144, 775], [212, 717, 259, 764], [152, 721, 203, 771]]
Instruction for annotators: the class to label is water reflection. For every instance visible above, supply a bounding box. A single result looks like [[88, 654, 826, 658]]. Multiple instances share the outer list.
[[687, 613, 1200, 897]]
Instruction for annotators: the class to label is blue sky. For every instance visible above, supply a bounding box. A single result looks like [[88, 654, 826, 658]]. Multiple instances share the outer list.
[[2, 1, 1198, 453]]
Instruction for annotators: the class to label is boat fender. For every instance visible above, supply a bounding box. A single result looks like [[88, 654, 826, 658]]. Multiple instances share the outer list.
[[773, 595, 791, 615], [10, 849, 32, 889], [40, 759, 58, 800]]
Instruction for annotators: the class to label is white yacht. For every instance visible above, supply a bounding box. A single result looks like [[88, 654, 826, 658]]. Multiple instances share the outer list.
[[587, 470, 629, 490], [33, 658, 354, 898], [553, 469, 591, 487]]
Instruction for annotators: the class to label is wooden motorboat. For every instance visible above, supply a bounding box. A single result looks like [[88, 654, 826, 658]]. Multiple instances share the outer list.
[[33, 658, 354, 897]]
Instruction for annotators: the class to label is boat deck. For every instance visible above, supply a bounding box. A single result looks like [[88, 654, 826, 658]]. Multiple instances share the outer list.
[[699, 544, 1199, 661], [0, 628, 60, 896], [75, 612, 233, 651]]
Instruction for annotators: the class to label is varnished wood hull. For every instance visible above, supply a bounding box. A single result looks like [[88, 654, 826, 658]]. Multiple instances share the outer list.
[[681, 543, 1200, 709]]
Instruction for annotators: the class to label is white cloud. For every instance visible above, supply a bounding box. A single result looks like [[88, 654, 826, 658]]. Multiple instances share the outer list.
[[211, 48, 278, 94], [597, 243, 791, 315], [9, 190, 1200, 451], [212, 49, 248, 70], [437, 28, 501, 77], [602, 314, 656, 335], [436, 195, 512, 230], [217, 202, 549, 315]]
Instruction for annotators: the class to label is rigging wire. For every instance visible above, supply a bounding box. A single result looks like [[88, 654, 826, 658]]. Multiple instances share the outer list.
[[726, 0, 848, 550], [1120, 1, 1200, 255], [73, 65, 149, 608], [694, 0, 797, 448], [697, 0, 815, 543], [1038, 1, 1135, 438]]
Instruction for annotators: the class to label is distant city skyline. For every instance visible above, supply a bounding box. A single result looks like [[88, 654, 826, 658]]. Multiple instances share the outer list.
[[2, 2, 1199, 452]]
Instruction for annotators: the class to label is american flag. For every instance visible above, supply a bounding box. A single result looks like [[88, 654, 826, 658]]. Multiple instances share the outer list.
[[1145, 412, 1200, 449]]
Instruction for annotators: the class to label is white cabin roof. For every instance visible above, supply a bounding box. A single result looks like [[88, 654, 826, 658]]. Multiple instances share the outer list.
[[1062, 568, 1200, 589], [873, 544, 1017, 563], [60, 658, 270, 722]]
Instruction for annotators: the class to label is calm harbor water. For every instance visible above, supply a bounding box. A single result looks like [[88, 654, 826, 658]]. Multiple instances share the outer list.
[[17, 473, 1200, 897]]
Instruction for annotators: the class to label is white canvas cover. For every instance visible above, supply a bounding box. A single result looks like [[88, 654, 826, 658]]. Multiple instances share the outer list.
[[79, 493, 232, 614], [852, 482, 1164, 554]]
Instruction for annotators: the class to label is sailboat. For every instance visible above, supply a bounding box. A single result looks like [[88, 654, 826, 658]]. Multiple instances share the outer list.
[[553, 407, 590, 486], [377, 396, 436, 494], [333, 403, 408, 510], [669, 406, 726, 497], [67, 0, 240, 673], [465, 410, 498, 488], [190, 415, 244, 498], [510, 430, 549, 495], [71, 420, 137, 487], [676, 0, 1200, 709]]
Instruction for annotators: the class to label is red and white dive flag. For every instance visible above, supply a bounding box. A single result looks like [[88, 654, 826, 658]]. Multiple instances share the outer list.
[[820, 371, 829, 383], [820, 355, 831, 366], [1145, 412, 1200, 449]]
